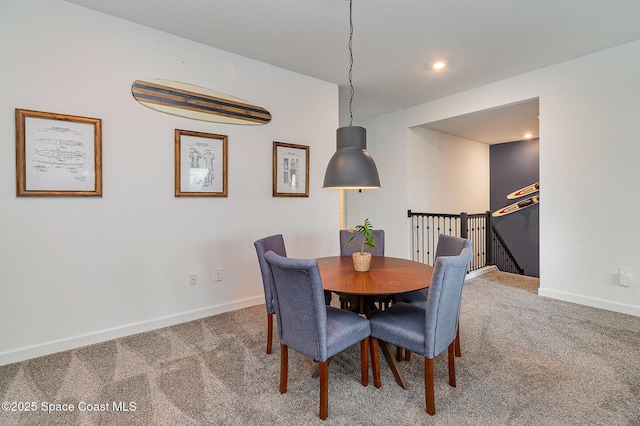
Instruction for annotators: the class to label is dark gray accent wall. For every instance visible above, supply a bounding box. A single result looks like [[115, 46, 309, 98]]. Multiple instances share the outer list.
[[490, 139, 539, 277]]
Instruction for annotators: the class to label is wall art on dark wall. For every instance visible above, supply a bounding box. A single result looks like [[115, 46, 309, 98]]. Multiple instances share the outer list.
[[490, 138, 539, 277]]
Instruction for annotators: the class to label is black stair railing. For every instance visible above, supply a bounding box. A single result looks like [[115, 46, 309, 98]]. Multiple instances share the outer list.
[[408, 209, 524, 275]]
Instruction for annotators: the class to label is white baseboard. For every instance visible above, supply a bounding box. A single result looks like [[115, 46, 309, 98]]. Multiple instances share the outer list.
[[468, 267, 639, 317], [0, 296, 264, 366], [538, 288, 640, 317]]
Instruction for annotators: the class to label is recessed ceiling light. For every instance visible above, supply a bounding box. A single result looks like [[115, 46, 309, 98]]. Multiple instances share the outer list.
[[432, 61, 446, 70], [524, 133, 533, 139]]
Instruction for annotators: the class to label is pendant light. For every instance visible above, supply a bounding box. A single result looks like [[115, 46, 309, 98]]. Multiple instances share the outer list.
[[323, 0, 380, 190]]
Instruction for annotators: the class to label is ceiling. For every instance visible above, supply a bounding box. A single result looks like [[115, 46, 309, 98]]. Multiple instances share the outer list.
[[64, 0, 640, 144], [420, 98, 539, 144]]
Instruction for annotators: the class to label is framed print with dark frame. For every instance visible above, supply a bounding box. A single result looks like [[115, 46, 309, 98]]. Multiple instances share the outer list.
[[175, 129, 228, 197], [273, 141, 309, 197], [15, 109, 102, 197]]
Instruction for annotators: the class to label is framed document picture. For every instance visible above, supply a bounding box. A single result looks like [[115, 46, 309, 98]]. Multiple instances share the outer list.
[[15, 109, 102, 197], [175, 129, 228, 197], [273, 141, 309, 197]]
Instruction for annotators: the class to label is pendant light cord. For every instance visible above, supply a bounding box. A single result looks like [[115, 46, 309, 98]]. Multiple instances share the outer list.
[[348, 0, 354, 126]]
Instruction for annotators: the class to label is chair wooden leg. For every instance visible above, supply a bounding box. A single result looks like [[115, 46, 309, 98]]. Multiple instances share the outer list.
[[425, 357, 435, 415], [312, 358, 332, 378], [361, 338, 369, 386], [405, 350, 411, 361], [455, 324, 461, 357], [448, 341, 456, 387], [280, 344, 288, 394], [370, 337, 381, 388], [266, 313, 273, 354], [319, 360, 329, 420]]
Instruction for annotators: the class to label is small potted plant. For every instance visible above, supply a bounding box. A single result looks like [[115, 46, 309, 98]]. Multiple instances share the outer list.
[[345, 218, 375, 271]]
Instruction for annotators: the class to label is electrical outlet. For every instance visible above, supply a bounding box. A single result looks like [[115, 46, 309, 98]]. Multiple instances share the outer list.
[[189, 273, 197, 286], [619, 267, 631, 287], [214, 268, 223, 282]]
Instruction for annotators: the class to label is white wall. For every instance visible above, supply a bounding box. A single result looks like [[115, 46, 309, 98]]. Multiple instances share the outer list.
[[341, 122, 410, 256], [347, 39, 640, 316], [0, 0, 340, 365], [407, 128, 490, 214]]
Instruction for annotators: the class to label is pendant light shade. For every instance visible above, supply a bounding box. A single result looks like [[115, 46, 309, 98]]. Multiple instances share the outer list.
[[323, 0, 381, 190], [323, 126, 380, 189]]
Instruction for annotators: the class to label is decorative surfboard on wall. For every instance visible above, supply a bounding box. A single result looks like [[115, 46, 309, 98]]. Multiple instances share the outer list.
[[131, 79, 271, 125], [492, 195, 540, 217], [507, 182, 539, 199]]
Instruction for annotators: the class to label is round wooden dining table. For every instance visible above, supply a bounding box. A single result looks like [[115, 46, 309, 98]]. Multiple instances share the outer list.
[[317, 256, 432, 315], [316, 255, 433, 389]]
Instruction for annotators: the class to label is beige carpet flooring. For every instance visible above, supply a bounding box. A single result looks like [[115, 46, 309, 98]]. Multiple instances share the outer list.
[[1, 270, 639, 425]]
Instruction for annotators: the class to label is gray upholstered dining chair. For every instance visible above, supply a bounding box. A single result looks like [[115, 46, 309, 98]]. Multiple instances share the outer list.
[[254, 234, 287, 354], [393, 234, 471, 360], [264, 251, 371, 420], [369, 248, 474, 415], [393, 234, 470, 306], [340, 229, 386, 309], [255, 234, 333, 354]]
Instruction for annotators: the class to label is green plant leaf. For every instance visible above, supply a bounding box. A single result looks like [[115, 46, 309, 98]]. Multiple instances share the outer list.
[[344, 218, 375, 254]]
